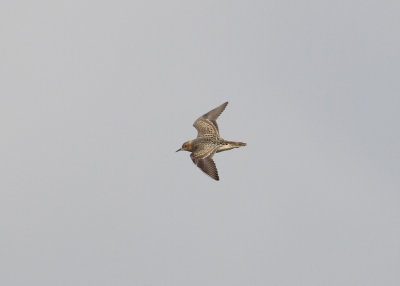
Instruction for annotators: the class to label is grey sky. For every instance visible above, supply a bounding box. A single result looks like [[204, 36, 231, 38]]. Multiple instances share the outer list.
[[1, 1, 399, 285]]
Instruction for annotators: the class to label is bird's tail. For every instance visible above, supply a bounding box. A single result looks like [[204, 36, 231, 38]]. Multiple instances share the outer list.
[[226, 141, 246, 147], [216, 140, 247, 153]]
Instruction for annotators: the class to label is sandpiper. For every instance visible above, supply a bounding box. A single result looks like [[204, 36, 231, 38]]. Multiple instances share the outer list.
[[176, 102, 246, 181]]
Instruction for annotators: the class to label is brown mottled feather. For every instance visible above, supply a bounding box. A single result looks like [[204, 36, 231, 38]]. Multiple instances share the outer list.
[[201, 101, 228, 121], [193, 102, 228, 137], [191, 139, 217, 159], [193, 119, 218, 137], [190, 153, 219, 181]]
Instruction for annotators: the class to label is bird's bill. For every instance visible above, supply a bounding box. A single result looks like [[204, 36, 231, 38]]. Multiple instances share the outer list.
[[176, 148, 182, 152]]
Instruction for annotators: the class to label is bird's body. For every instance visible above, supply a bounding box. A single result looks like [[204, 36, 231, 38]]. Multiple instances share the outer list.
[[185, 137, 246, 154], [176, 102, 246, 181]]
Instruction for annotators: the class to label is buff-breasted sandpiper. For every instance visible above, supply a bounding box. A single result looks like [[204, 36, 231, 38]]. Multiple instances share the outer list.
[[176, 102, 246, 181]]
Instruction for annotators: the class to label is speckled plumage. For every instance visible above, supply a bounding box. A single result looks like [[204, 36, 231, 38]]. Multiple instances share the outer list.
[[176, 102, 246, 181]]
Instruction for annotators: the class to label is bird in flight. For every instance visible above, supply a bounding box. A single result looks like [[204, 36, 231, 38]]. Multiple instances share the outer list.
[[176, 102, 246, 181]]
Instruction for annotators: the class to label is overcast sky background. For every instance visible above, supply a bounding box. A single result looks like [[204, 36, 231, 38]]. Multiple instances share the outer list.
[[1, 1, 399, 285]]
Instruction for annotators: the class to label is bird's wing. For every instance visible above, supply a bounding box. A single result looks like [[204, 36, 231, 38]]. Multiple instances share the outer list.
[[193, 118, 219, 137], [191, 153, 219, 181], [191, 141, 217, 159], [193, 102, 228, 137]]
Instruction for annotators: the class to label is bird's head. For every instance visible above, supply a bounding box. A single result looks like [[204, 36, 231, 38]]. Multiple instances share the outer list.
[[176, 140, 194, 152]]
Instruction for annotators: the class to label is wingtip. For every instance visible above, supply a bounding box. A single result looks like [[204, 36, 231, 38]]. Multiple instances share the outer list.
[[211, 175, 219, 181]]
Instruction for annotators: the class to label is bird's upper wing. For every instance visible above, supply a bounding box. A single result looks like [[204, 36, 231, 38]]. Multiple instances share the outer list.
[[191, 153, 219, 181], [193, 102, 228, 137]]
